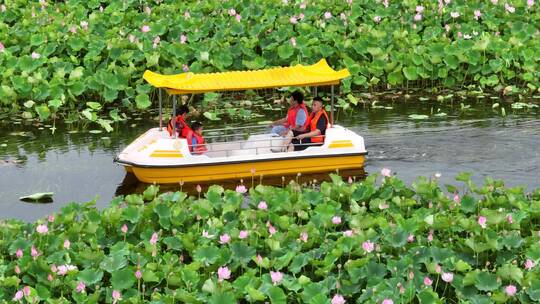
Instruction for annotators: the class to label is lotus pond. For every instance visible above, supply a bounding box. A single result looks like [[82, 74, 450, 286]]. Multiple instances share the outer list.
[[1, 170, 540, 303]]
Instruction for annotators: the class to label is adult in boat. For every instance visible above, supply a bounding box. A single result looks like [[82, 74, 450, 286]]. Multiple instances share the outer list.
[[188, 122, 208, 154], [167, 105, 191, 138], [288, 96, 329, 151], [269, 91, 310, 136]]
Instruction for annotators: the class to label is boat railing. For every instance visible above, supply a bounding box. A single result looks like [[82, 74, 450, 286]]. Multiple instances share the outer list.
[[187, 136, 324, 157], [202, 125, 270, 141]]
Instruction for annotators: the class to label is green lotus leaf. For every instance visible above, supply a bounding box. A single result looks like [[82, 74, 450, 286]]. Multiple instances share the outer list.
[[277, 44, 294, 59], [194, 245, 220, 265], [100, 253, 127, 273], [111, 268, 136, 290], [403, 67, 418, 81], [135, 94, 151, 109], [78, 268, 104, 285], [267, 286, 286, 304], [496, 263, 523, 284], [474, 271, 500, 291], [209, 291, 236, 304]]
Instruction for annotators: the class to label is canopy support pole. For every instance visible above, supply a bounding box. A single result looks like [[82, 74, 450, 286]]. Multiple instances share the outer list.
[[314, 86, 318, 97], [172, 95, 177, 138], [158, 89, 163, 131], [331, 85, 335, 125]]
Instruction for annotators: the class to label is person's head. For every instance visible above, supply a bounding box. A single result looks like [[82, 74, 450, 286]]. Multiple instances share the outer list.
[[311, 96, 324, 113], [176, 105, 190, 119], [289, 91, 304, 106], [191, 121, 203, 135]]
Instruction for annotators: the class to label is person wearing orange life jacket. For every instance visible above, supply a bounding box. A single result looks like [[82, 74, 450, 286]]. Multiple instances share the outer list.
[[167, 105, 192, 138], [289, 97, 330, 151], [269, 91, 310, 136], [187, 122, 208, 155]]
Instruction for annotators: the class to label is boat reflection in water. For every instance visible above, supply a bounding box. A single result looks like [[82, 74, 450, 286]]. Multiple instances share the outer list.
[[115, 168, 366, 197]]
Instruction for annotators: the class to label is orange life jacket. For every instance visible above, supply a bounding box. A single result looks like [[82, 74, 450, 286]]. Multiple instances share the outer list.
[[284, 104, 310, 131], [167, 116, 191, 138], [191, 132, 208, 154], [309, 109, 329, 143]]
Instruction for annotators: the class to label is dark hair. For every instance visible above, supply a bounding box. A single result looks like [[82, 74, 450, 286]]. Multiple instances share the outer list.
[[312, 96, 323, 103], [191, 121, 203, 131], [291, 91, 304, 104], [176, 105, 189, 116]]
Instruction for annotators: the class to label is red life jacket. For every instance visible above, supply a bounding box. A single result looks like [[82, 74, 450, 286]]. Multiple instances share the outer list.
[[167, 116, 191, 138], [284, 103, 310, 131], [309, 109, 329, 143], [190, 132, 208, 154]]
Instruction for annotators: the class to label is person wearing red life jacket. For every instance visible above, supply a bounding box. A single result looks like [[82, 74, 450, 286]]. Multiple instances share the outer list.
[[269, 91, 310, 137], [288, 97, 330, 151], [167, 105, 192, 138], [187, 122, 208, 155]]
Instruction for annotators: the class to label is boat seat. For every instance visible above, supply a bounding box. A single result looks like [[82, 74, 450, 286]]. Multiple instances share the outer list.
[[230, 149, 256, 156]]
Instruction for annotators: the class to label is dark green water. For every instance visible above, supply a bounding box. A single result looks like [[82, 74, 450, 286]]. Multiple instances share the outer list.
[[1, 98, 540, 221]]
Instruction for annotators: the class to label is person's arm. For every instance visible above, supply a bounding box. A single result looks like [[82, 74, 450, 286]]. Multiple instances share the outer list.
[[296, 129, 320, 140], [270, 117, 287, 126], [291, 109, 306, 131]]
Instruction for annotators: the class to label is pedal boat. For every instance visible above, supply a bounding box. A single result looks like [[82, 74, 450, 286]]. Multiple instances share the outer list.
[[114, 59, 367, 184]]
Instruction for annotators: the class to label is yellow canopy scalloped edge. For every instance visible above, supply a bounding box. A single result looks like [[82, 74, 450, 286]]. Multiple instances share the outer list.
[[143, 59, 350, 94]]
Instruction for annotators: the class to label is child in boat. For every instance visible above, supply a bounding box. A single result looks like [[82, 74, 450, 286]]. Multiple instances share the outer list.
[[188, 122, 208, 154]]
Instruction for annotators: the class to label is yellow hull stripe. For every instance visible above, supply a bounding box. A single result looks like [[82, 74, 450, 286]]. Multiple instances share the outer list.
[[128, 155, 365, 183], [149, 149, 184, 158]]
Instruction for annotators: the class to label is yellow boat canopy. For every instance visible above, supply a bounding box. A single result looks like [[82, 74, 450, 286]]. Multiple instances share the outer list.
[[143, 59, 350, 94]]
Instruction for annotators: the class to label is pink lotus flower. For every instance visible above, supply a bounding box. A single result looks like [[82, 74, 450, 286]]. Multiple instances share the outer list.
[[378, 202, 389, 210], [427, 232, 433, 242], [374, 15, 382, 23], [453, 193, 461, 204], [491, 0, 498, 4], [16, 248, 23, 258], [290, 37, 297, 47], [184, 11, 190, 19], [506, 214, 513, 224], [270, 271, 283, 284], [268, 224, 277, 235], [239, 230, 249, 239], [300, 232, 308, 243], [150, 232, 158, 245], [183, 64, 189, 72], [0, 42, 4, 52], [474, 10, 481, 20], [236, 185, 247, 193], [69, 26, 77, 34], [258, 201, 268, 210], [80, 21, 88, 30], [228, 8, 236, 16], [51, 265, 57, 273], [407, 234, 415, 242], [442, 272, 454, 283], [382, 300, 394, 304], [15, 265, 21, 274], [76, 281, 85, 293], [141, 25, 150, 33], [13, 290, 23, 302], [48, 214, 55, 222], [332, 216, 342, 225], [445, 24, 451, 32], [416, 6, 424, 13], [235, 14, 241, 22], [362, 240, 374, 253], [144, 6, 151, 15], [331, 294, 346, 304], [31, 246, 40, 259], [0, 4, 6, 12], [256, 254, 263, 263], [180, 34, 187, 44], [347, 0, 353, 5], [217, 266, 231, 282], [348, 176, 353, 184], [343, 230, 354, 237], [47, 274, 53, 281], [528, 0, 534, 8], [525, 259, 535, 270], [196, 184, 202, 193], [99, 5, 103, 12], [121, 224, 128, 234], [36, 224, 48, 234], [414, 13, 422, 22], [435, 264, 442, 273], [450, 12, 460, 18], [128, 34, 136, 43], [290, 16, 298, 24], [505, 3, 515, 13], [408, 270, 415, 279], [135, 269, 142, 279], [112, 290, 122, 304], [324, 12, 332, 19], [299, 13, 305, 20], [381, 168, 391, 177], [152, 36, 160, 49], [424, 276, 433, 286], [57, 264, 77, 276], [300, 2, 307, 9], [23, 286, 30, 297], [220, 234, 231, 244], [505, 284, 517, 296], [478, 216, 487, 228], [63, 239, 70, 249]]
